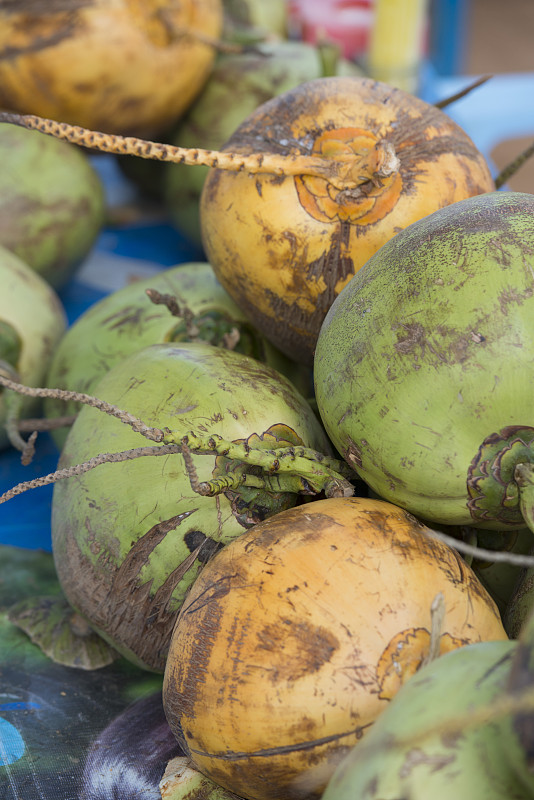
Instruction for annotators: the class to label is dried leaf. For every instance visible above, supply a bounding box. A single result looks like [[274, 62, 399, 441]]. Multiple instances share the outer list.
[[8, 594, 120, 670]]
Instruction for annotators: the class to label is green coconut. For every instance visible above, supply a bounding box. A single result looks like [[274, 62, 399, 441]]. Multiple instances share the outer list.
[[324, 603, 534, 800], [314, 191, 534, 533], [160, 757, 244, 800], [222, 0, 288, 42], [0, 245, 66, 450], [44, 262, 311, 449], [0, 124, 105, 289], [321, 640, 523, 800], [164, 40, 361, 245], [50, 340, 332, 672]]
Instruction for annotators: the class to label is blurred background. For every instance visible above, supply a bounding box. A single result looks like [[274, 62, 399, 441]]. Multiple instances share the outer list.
[[467, 0, 533, 76], [288, 0, 534, 192], [466, 0, 534, 192]]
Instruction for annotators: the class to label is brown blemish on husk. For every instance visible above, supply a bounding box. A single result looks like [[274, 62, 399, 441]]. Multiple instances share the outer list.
[[247, 510, 345, 555], [387, 101, 490, 196], [57, 509, 204, 671], [0, 3, 88, 60], [306, 222, 354, 293], [344, 438, 362, 469], [498, 285, 531, 315], [256, 619, 339, 682], [101, 305, 158, 332], [440, 544, 501, 613], [242, 258, 355, 364], [398, 747, 456, 778], [165, 581, 229, 722]]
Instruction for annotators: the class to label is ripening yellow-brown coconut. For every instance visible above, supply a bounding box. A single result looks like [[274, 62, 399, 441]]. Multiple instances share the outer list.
[[200, 76, 495, 363], [162, 496, 507, 800], [0, 0, 223, 138]]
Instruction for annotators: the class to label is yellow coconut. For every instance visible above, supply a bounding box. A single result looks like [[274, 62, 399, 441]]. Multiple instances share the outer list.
[[199, 76, 495, 363], [162, 496, 507, 800], [0, 0, 223, 138]]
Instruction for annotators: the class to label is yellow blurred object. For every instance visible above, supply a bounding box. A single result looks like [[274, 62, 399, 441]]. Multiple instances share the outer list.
[[368, 0, 428, 93]]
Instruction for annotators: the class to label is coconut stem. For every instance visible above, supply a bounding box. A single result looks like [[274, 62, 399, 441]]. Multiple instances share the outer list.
[[434, 74, 492, 109], [495, 138, 534, 189], [145, 288, 201, 340], [422, 592, 445, 667], [461, 526, 478, 567], [0, 372, 165, 442], [181, 439, 352, 498], [427, 526, 534, 567], [179, 434, 355, 498], [0, 373, 356, 501], [0, 112, 399, 192], [5, 397, 37, 464], [180, 430, 354, 476], [0, 360, 37, 464], [514, 462, 534, 535], [0, 444, 182, 505], [17, 414, 77, 432]]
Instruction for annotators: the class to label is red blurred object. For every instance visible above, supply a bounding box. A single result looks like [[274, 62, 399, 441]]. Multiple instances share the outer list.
[[287, 0, 374, 61]]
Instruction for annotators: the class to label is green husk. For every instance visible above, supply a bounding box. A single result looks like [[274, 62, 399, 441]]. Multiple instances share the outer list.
[[0, 245, 66, 451], [0, 124, 105, 288], [44, 262, 311, 449], [160, 756, 244, 800], [49, 341, 334, 672], [322, 640, 526, 800], [315, 191, 534, 532]]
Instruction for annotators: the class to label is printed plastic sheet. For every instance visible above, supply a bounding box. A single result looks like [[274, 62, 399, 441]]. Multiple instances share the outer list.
[[0, 546, 180, 800]]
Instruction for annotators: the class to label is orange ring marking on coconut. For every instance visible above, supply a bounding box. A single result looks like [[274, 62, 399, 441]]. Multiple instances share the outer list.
[[295, 127, 402, 224], [376, 627, 468, 701]]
